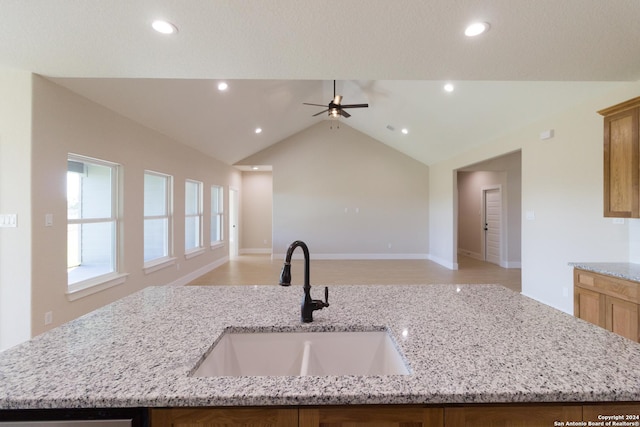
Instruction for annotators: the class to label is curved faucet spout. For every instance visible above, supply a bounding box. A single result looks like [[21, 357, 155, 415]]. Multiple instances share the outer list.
[[279, 240, 309, 289], [278, 240, 329, 323]]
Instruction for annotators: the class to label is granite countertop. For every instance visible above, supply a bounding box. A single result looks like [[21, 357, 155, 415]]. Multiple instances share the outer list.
[[570, 262, 640, 283], [1, 284, 640, 409]]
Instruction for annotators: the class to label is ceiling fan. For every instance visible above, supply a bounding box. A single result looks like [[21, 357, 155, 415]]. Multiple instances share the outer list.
[[304, 80, 368, 118]]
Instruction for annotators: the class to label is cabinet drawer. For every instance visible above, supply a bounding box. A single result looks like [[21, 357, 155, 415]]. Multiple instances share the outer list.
[[574, 269, 640, 304]]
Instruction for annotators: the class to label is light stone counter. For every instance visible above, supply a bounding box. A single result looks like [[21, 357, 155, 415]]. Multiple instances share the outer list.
[[570, 262, 640, 282], [1, 284, 640, 409]]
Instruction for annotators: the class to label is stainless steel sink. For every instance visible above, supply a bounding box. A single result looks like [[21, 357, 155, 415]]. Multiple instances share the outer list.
[[191, 330, 409, 377]]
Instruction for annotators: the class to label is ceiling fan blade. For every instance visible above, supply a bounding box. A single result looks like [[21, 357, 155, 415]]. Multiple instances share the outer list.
[[340, 109, 351, 118], [333, 95, 343, 105], [303, 102, 328, 107], [340, 103, 369, 109], [312, 109, 329, 117]]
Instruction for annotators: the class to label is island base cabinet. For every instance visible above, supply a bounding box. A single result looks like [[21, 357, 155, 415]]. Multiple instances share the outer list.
[[150, 404, 640, 427], [444, 405, 582, 426], [150, 407, 298, 427], [299, 406, 443, 427], [583, 404, 640, 421]]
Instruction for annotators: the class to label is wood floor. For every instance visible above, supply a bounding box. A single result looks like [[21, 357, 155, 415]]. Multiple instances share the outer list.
[[188, 255, 521, 293]]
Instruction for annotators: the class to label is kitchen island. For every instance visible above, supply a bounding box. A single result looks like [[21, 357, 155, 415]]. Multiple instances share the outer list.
[[1, 284, 639, 423]]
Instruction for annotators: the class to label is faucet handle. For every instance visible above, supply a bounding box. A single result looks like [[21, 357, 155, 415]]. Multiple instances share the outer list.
[[324, 286, 330, 307]]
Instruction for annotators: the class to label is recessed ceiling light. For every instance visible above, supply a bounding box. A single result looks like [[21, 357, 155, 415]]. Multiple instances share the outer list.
[[152, 20, 178, 35], [255, 128, 262, 134], [464, 22, 490, 37], [251, 166, 259, 170], [401, 128, 409, 135], [217, 82, 228, 91], [444, 83, 455, 92]]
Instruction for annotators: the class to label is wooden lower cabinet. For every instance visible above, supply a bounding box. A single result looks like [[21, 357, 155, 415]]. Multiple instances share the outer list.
[[573, 268, 640, 342], [583, 404, 640, 421], [575, 286, 606, 327], [299, 406, 443, 427], [605, 295, 639, 341], [444, 404, 582, 427], [150, 407, 298, 427], [150, 404, 640, 427]]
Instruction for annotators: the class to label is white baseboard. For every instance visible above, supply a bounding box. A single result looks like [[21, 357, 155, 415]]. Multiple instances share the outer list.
[[427, 254, 459, 270], [166, 256, 229, 286], [502, 261, 522, 269], [272, 253, 429, 261], [240, 248, 272, 255]]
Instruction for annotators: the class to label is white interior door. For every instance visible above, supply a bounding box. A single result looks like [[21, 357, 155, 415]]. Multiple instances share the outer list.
[[483, 187, 501, 265], [229, 187, 239, 258]]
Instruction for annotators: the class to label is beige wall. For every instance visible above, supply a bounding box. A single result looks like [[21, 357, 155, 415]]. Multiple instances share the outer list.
[[239, 121, 429, 258], [27, 76, 241, 337], [430, 81, 640, 313], [0, 71, 32, 351], [240, 171, 273, 253]]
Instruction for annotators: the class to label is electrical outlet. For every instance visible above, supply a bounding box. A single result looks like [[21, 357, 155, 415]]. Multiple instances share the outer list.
[[44, 311, 53, 325], [562, 287, 569, 298]]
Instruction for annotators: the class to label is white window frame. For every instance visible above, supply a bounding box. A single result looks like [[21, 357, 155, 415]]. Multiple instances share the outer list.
[[143, 170, 176, 274], [66, 154, 127, 301], [185, 179, 204, 258], [210, 185, 224, 249]]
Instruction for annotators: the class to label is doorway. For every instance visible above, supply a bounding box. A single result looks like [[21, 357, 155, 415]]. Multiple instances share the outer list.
[[482, 186, 502, 265], [229, 187, 239, 258], [456, 150, 521, 270]]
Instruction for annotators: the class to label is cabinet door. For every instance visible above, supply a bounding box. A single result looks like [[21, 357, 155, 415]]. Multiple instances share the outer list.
[[299, 406, 443, 427], [605, 295, 639, 342], [150, 407, 298, 427], [583, 404, 640, 421], [444, 405, 582, 427], [603, 107, 639, 217], [575, 285, 606, 328]]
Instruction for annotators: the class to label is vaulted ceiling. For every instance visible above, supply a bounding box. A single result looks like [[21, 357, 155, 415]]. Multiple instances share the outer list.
[[1, 1, 639, 165]]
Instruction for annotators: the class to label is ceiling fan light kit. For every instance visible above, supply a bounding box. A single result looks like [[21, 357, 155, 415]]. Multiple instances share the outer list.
[[304, 80, 368, 119]]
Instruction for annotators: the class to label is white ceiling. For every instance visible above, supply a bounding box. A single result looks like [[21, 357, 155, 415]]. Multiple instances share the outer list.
[[2, 1, 639, 165]]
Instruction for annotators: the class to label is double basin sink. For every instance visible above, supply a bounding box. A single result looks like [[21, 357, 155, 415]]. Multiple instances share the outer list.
[[192, 329, 410, 377]]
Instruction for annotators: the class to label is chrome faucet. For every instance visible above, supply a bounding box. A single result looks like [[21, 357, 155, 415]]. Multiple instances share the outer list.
[[279, 240, 329, 323]]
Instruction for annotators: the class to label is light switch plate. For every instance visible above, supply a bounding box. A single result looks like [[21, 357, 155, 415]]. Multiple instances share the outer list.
[[0, 214, 17, 227]]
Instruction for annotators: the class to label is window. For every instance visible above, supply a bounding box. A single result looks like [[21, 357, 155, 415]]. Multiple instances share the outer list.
[[211, 185, 224, 246], [144, 171, 173, 265], [67, 155, 120, 291], [185, 180, 203, 254]]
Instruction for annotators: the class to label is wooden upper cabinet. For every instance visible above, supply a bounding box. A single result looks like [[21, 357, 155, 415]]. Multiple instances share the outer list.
[[599, 97, 640, 217]]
